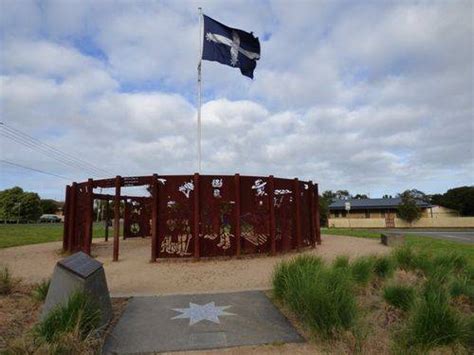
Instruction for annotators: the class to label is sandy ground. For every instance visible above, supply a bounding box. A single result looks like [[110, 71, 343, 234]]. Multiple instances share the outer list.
[[0, 235, 389, 296]]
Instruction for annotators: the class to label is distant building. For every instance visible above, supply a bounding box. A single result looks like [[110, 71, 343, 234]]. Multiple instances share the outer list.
[[328, 197, 458, 228]]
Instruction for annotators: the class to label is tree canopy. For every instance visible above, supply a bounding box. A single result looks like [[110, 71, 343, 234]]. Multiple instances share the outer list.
[[0, 186, 49, 222], [431, 186, 474, 216]]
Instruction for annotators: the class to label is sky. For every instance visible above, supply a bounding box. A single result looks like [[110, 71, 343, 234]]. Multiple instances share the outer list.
[[0, 0, 473, 201]]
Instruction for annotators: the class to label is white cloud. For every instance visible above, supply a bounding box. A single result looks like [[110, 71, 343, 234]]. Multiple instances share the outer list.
[[0, 0, 473, 199]]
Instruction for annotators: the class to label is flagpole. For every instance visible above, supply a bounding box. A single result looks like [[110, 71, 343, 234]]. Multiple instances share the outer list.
[[197, 7, 203, 173]]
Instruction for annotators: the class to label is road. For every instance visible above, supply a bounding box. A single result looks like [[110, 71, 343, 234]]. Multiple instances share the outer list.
[[378, 229, 474, 244]]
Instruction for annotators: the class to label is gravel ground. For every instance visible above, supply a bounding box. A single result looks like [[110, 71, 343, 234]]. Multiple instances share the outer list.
[[0, 234, 389, 296]]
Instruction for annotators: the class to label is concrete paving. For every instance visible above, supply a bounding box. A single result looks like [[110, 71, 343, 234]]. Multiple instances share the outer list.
[[377, 229, 474, 244], [103, 291, 303, 354]]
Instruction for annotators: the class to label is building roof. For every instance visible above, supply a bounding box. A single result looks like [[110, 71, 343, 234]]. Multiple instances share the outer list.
[[329, 197, 431, 210]]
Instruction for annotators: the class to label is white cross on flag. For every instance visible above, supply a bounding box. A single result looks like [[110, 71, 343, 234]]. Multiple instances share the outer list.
[[202, 15, 261, 79]]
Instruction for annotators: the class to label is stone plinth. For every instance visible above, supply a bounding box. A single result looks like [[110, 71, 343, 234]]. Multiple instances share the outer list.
[[42, 252, 112, 327], [381, 233, 405, 247]]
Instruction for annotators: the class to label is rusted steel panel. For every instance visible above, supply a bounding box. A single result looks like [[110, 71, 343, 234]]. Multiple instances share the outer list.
[[294, 178, 302, 250], [234, 174, 241, 257], [269, 176, 276, 256], [314, 183, 322, 245], [63, 185, 70, 252], [63, 174, 321, 260], [299, 180, 312, 248], [273, 178, 294, 252], [67, 183, 77, 252], [93, 178, 116, 189], [199, 175, 237, 257], [239, 176, 270, 255], [123, 198, 152, 239], [151, 174, 159, 262], [309, 181, 316, 248], [84, 179, 94, 255], [113, 176, 121, 261], [157, 175, 195, 258], [193, 173, 200, 259]]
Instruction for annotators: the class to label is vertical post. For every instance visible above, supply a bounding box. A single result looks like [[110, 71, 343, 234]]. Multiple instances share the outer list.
[[84, 178, 94, 254], [68, 183, 77, 252], [193, 173, 200, 259], [62, 185, 71, 252], [294, 178, 302, 250], [113, 176, 121, 262], [314, 183, 322, 245], [309, 180, 316, 248], [151, 174, 159, 262], [104, 199, 109, 241], [197, 7, 203, 172], [269, 175, 276, 256], [234, 174, 241, 257]]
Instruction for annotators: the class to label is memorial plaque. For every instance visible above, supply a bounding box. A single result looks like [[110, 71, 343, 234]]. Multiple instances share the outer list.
[[58, 251, 102, 279], [42, 252, 113, 327]]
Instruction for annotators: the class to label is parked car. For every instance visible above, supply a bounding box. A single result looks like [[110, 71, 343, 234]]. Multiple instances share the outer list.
[[39, 214, 62, 223]]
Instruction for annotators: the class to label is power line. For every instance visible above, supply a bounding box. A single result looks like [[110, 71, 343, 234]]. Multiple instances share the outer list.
[[0, 159, 72, 181], [0, 122, 111, 176], [0, 122, 114, 176]]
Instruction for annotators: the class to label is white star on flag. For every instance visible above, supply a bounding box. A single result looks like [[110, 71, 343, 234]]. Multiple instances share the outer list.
[[171, 302, 235, 325]]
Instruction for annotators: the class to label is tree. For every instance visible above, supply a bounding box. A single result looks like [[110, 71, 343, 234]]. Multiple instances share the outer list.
[[0, 187, 42, 222], [0, 187, 24, 222], [19, 192, 42, 222], [430, 186, 474, 216], [40, 199, 59, 214], [353, 194, 368, 199], [319, 195, 330, 227], [382, 194, 393, 199], [397, 190, 422, 224]]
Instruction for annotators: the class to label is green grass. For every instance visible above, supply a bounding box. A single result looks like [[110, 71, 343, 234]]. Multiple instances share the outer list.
[[0, 265, 13, 295], [373, 255, 396, 278], [35, 291, 101, 343], [272, 255, 358, 338], [323, 228, 474, 262], [0, 223, 109, 249], [32, 279, 51, 302], [383, 284, 416, 311], [401, 281, 471, 351], [350, 256, 375, 285]]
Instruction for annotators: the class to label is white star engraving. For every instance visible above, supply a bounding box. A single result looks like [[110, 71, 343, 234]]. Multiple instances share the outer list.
[[171, 302, 235, 325]]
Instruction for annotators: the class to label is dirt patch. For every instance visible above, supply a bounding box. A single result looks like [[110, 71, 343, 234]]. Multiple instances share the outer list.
[[0, 235, 389, 296], [0, 280, 128, 353]]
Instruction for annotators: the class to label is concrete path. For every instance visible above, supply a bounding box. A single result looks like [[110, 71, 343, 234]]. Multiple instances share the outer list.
[[103, 291, 303, 354], [378, 228, 474, 244]]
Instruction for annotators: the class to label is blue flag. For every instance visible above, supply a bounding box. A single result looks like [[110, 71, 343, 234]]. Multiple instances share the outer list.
[[202, 15, 261, 79]]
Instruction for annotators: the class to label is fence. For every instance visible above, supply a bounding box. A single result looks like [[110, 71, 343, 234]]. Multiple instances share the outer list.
[[328, 217, 474, 229], [63, 174, 321, 261]]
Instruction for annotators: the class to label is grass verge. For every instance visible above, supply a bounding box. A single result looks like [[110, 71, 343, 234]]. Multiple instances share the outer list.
[[0, 222, 109, 249]]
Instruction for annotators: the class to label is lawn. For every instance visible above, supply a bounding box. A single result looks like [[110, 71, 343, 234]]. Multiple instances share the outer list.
[[323, 228, 474, 261], [0, 223, 108, 249]]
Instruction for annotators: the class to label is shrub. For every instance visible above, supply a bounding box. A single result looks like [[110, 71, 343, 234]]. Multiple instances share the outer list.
[[0, 266, 13, 295], [433, 252, 468, 273], [35, 291, 101, 343], [33, 279, 51, 302], [383, 284, 416, 311], [373, 256, 395, 279], [450, 276, 474, 301], [332, 255, 350, 269], [350, 257, 375, 285], [273, 256, 358, 338], [404, 282, 469, 350], [393, 246, 416, 271]]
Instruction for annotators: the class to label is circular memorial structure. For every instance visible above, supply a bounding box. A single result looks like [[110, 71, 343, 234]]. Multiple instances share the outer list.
[[62, 174, 321, 261]]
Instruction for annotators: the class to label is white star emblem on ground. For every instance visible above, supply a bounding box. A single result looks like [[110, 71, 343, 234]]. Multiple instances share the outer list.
[[171, 302, 235, 325]]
